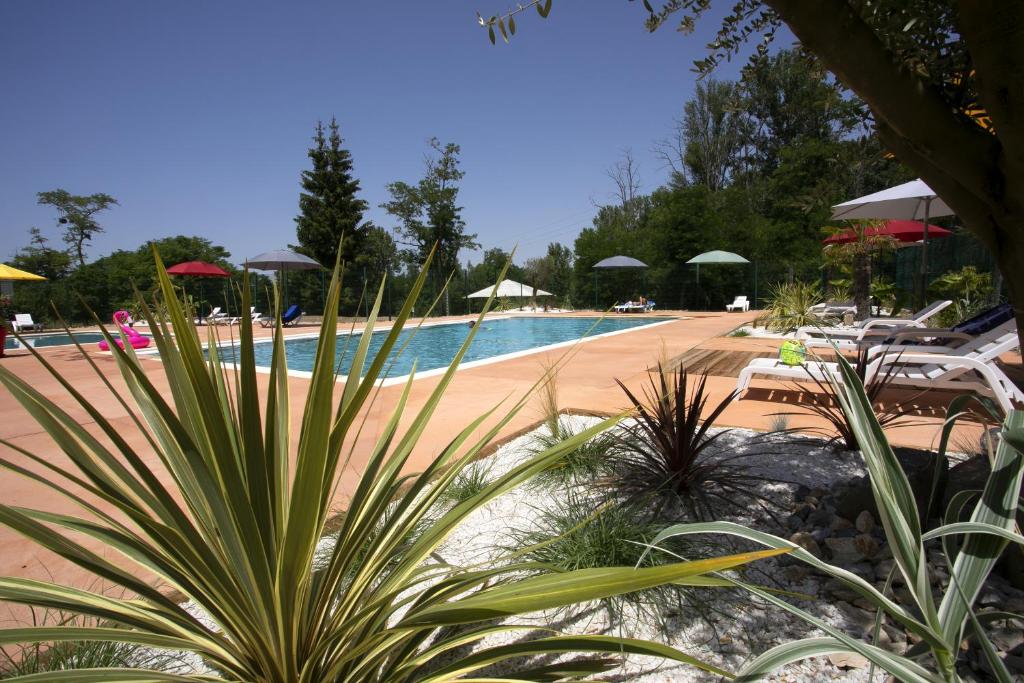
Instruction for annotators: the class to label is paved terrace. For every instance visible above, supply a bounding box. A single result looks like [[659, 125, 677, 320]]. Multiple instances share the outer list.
[[0, 311, 1011, 593]]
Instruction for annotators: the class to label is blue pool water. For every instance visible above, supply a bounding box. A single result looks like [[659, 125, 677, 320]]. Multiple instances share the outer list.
[[4, 332, 109, 350], [220, 316, 674, 377]]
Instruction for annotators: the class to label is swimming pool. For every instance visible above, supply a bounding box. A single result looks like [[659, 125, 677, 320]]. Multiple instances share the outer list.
[[4, 331, 109, 350], [214, 316, 676, 379]]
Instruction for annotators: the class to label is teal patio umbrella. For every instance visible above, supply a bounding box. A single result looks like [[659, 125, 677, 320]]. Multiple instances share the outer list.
[[686, 250, 752, 309], [592, 255, 648, 309]]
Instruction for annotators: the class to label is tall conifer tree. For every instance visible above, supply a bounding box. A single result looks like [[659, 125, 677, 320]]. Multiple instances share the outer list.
[[293, 118, 369, 270]]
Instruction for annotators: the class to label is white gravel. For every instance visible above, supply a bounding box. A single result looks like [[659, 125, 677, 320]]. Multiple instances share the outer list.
[[428, 416, 884, 682]]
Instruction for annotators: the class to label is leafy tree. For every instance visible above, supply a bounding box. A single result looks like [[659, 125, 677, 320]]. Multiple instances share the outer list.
[[524, 242, 574, 307], [480, 0, 1024, 348], [293, 118, 369, 269], [381, 138, 480, 315], [10, 227, 72, 281], [656, 79, 748, 189], [739, 50, 859, 175], [37, 189, 118, 266]]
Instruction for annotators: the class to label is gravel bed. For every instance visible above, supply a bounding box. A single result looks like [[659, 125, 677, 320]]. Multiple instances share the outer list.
[[430, 416, 884, 682]]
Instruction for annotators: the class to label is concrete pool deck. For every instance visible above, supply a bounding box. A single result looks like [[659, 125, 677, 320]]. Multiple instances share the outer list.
[[0, 309, 1017, 593]]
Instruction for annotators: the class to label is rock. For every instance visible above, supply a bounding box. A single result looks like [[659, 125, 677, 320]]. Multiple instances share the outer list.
[[831, 516, 854, 531], [828, 652, 869, 669], [835, 446, 948, 524], [855, 510, 875, 534], [824, 578, 860, 603], [833, 527, 857, 539], [854, 533, 880, 559], [795, 484, 811, 499], [811, 528, 830, 544], [826, 536, 865, 564], [808, 506, 833, 527], [783, 565, 811, 583], [874, 558, 897, 582], [789, 531, 821, 558], [785, 514, 803, 530]]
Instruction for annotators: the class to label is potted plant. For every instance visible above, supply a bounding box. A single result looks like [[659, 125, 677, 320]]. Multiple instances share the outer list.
[[0, 295, 13, 357]]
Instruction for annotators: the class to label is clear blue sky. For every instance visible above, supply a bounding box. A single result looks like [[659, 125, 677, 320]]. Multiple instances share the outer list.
[[0, 1, 776, 267]]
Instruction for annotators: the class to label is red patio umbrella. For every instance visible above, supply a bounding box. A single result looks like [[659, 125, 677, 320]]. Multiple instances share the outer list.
[[166, 261, 230, 277], [822, 219, 952, 245], [166, 261, 231, 318]]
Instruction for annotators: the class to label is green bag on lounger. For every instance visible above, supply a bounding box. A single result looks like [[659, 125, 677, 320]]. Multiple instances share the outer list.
[[779, 340, 807, 366]]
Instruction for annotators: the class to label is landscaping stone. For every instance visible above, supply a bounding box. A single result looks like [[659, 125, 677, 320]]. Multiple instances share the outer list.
[[855, 510, 875, 534], [789, 531, 821, 558], [828, 652, 868, 669], [834, 446, 948, 524], [825, 536, 864, 564], [853, 533, 880, 559]]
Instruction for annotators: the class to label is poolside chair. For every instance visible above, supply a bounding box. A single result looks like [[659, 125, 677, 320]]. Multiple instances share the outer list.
[[11, 314, 43, 332], [224, 307, 261, 326], [260, 304, 302, 327], [796, 300, 952, 341], [194, 306, 226, 326], [726, 296, 749, 312], [808, 301, 857, 317], [736, 325, 1023, 413], [804, 303, 1016, 353]]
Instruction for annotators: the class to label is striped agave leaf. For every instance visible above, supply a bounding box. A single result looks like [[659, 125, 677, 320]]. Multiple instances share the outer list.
[[647, 350, 1024, 682], [0, 248, 783, 681]]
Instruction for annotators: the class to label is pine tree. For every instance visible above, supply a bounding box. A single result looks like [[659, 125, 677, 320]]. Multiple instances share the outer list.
[[293, 118, 369, 270]]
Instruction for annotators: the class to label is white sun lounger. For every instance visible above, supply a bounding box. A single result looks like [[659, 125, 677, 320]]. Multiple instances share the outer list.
[[797, 300, 952, 341], [726, 296, 749, 312], [737, 327, 1023, 413], [11, 314, 43, 332], [804, 319, 1016, 354]]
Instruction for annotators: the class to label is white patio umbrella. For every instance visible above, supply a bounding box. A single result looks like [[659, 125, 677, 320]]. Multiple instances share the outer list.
[[467, 279, 552, 312], [831, 179, 955, 305], [466, 279, 553, 299]]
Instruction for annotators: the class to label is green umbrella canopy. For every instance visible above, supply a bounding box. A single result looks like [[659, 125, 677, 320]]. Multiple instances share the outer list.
[[685, 250, 749, 264]]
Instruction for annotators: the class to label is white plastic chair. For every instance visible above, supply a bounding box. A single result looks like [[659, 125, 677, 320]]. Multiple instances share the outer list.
[[726, 296, 749, 312], [12, 314, 43, 332]]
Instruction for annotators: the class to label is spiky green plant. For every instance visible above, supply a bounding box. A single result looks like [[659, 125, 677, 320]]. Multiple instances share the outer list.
[[649, 353, 1024, 682], [0, 248, 786, 682], [609, 364, 774, 520], [528, 367, 614, 488], [756, 281, 828, 332]]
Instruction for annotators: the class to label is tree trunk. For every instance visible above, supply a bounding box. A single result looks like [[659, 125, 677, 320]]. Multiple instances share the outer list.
[[853, 252, 871, 321], [996, 224, 1024, 360]]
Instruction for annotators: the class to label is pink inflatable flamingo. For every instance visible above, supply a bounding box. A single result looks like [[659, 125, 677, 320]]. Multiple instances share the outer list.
[[98, 310, 151, 351]]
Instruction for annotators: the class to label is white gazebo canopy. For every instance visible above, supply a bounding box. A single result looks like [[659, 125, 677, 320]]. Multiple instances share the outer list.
[[466, 279, 553, 299]]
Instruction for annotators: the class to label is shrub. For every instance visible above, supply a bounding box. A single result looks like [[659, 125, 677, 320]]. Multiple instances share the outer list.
[[506, 491, 708, 627], [528, 369, 614, 488], [651, 355, 1024, 682], [928, 265, 995, 327], [609, 364, 773, 520], [756, 281, 828, 332], [0, 249, 784, 681], [0, 610, 185, 678]]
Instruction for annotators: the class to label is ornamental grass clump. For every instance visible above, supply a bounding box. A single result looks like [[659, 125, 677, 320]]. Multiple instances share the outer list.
[[0, 247, 786, 682], [506, 490, 714, 630], [649, 352, 1024, 682], [757, 281, 828, 332], [528, 366, 615, 489], [610, 364, 774, 520]]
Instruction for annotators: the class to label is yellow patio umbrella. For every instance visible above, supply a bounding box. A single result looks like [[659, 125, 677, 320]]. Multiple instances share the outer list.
[[0, 264, 47, 281]]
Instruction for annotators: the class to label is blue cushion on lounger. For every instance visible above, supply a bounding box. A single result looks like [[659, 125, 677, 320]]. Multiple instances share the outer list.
[[950, 302, 1014, 336]]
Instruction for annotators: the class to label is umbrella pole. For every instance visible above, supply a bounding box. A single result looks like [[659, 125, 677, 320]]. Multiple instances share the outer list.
[[919, 198, 931, 309]]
